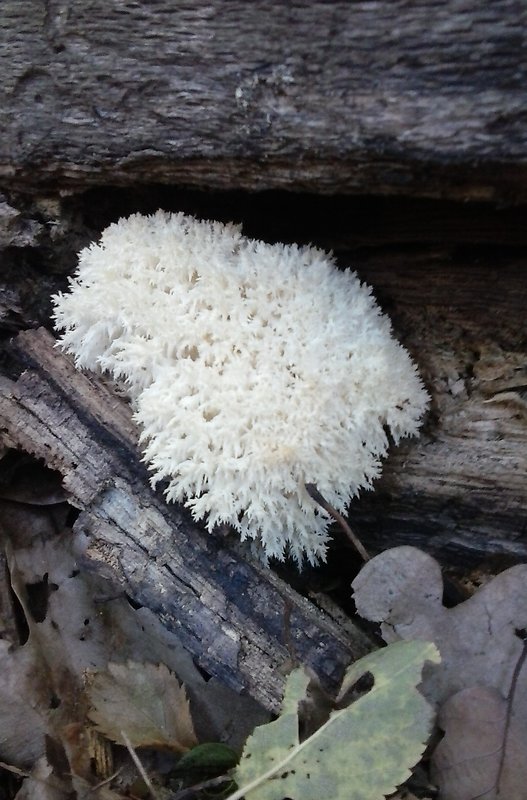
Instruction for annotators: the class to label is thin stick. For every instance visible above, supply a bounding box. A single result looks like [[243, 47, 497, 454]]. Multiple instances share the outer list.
[[496, 631, 527, 797], [170, 773, 235, 800], [0, 761, 30, 779], [120, 730, 159, 800], [305, 484, 370, 562], [90, 768, 123, 792]]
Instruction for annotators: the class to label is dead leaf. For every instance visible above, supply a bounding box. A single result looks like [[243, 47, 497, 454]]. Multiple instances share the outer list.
[[351, 546, 527, 716], [352, 547, 527, 799], [12, 756, 71, 800], [87, 660, 198, 752], [107, 599, 269, 749], [0, 641, 50, 765], [431, 685, 527, 800]]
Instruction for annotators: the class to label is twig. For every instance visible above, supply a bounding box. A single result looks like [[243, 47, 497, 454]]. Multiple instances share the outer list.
[[0, 761, 31, 780], [90, 768, 124, 792], [305, 484, 370, 561], [120, 730, 159, 800], [170, 773, 235, 800], [496, 629, 527, 797]]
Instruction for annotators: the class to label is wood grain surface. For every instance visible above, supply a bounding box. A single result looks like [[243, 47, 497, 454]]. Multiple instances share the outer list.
[[1, 1, 525, 199]]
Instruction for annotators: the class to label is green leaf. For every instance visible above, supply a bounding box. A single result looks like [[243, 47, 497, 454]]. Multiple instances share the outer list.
[[176, 742, 239, 778], [229, 640, 440, 800]]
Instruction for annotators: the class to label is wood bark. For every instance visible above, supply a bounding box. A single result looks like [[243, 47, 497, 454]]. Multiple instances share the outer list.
[[0, 327, 372, 712], [1, 1, 526, 201], [349, 250, 527, 566]]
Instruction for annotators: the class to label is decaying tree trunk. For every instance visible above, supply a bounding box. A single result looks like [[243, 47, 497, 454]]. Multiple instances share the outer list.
[[1, 1, 526, 201], [0, 327, 372, 712]]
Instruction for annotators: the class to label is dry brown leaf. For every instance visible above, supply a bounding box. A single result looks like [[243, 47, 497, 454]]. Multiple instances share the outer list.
[[352, 546, 527, 714], [0, 641, 50, 765], [352, 547, 527, 799], [12, 756, 71, 800], [431, 686, 527, 800], [87, 660, 198, 752], [115, 604, 269, 748]]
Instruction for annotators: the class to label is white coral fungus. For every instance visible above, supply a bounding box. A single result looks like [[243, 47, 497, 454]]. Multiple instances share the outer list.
[[52, 211, 428, 564]]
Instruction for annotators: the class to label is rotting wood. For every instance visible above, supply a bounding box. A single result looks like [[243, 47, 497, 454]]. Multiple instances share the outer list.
[[1, 1, 526, 201], [0, 327, 372, 712], [349, 250, 527, 566]]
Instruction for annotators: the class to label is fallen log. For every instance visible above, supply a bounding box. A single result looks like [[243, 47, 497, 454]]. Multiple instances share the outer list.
[[351, 249, 527, 566], [1, 1, 525, 201], [0, 327, 372, 712]]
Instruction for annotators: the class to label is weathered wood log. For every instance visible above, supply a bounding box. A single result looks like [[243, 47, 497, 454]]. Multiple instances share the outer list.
[[350, 249, 527, 566], [0, 327, 372, 712], [1, 1, 525, 201]]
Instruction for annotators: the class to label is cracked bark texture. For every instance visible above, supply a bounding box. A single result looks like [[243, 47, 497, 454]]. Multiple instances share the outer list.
[[349, 250, 527, 565], [1, 0, 526, 200]]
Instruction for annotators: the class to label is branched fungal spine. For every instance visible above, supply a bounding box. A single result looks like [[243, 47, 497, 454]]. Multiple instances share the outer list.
[[52, 211, 429, 564]]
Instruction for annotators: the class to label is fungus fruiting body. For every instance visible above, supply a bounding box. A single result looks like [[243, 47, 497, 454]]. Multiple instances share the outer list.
[[52, 211, 428, 564]]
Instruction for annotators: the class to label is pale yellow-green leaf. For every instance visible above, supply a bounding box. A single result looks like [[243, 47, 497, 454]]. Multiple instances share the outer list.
[[87, 660, 197, 752], [230, 640, 440, 800], [237, 668, 310, 774]]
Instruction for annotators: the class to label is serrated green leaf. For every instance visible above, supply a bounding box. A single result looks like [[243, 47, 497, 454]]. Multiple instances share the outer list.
[[229, 640, 440, 800]]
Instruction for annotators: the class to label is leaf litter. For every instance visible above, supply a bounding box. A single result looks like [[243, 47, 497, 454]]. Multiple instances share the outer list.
[[1, 451, 525, 800], [0, 454, 267, 799], [352, 545, 527, 799], [432, 685, 527, 800], [87, 661, 197, 751]]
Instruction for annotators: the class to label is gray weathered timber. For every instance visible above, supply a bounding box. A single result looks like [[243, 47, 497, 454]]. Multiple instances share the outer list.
[[1, 1, 526, 200], [0, 328, 372, 712], [350, 250, 527, 565]]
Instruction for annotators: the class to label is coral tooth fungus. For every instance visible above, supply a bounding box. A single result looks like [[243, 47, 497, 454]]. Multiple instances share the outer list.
[[53, 211, 428, 564]]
